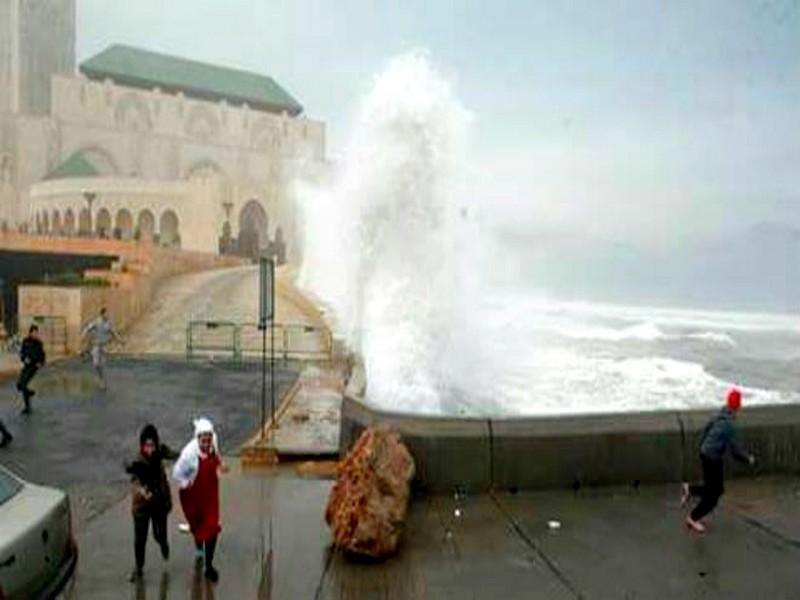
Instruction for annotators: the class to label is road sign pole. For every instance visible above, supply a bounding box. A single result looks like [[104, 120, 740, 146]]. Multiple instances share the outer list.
[[270, 316, 275, 441], [258, 258, 275, 442], [261, 321, 267, 440]]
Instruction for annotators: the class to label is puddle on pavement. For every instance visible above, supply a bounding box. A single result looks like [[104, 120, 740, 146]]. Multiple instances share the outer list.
[[33, 371, 101, 397]]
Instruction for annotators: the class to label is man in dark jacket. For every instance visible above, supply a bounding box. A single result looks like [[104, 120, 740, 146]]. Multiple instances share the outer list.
[[682, 388, 755, 533], [125, 424, 178, 581], [16, 324, 46, 414]]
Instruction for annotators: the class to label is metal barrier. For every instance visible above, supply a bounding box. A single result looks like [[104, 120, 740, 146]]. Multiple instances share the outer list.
[[186, 320, 333, 361], [18, 315, 68, 357], [186, 320, 240, 359]]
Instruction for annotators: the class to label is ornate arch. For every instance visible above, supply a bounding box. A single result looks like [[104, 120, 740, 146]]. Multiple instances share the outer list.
[[136, 210, 156, 241], [237, 200, 270, 260], [95, 208, 112, 238], [115, 208, 134, 240], [159, 210, 181, 248]]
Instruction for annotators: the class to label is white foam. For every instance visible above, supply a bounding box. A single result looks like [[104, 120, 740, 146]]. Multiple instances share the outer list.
[[297, 52, 470, 413], [560, 322, 666, 342]]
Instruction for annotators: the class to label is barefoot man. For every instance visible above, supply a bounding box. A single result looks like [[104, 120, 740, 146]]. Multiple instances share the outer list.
[[682, 388, 755, 533]]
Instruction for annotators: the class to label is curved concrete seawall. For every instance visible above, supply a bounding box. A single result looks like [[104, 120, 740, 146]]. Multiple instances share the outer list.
[[340, 394, 800, 492]]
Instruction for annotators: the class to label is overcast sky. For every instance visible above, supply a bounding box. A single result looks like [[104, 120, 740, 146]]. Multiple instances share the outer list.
[[77, 1, 800, 246]]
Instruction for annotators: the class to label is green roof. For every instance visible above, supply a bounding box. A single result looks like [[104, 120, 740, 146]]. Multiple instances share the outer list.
[[45, 151, 100, 180], [80, 44, 303, 116]]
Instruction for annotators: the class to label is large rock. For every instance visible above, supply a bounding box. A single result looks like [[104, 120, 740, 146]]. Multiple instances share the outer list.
[[325, 426, 415, 558]]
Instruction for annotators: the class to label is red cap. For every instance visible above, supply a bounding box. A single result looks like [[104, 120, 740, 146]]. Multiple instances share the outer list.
[[727, 388, 742, 411]]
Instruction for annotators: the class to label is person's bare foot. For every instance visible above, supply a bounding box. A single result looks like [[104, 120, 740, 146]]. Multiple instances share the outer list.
[[685, 516, 706, 533], [680, 483, 690, 508]]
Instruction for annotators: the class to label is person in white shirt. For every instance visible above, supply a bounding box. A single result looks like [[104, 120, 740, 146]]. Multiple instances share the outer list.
[[82, 307, 122, 387]]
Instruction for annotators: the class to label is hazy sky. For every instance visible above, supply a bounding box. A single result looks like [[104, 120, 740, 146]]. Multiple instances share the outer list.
[[77, 1, 800, 246]]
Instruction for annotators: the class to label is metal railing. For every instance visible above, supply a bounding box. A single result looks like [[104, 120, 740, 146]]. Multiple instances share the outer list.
[[186, 320, 332, 362]]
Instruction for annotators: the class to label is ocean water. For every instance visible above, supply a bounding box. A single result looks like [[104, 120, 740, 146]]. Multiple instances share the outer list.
[[444, 295, 800, 416], [296, 52, 800, 417]]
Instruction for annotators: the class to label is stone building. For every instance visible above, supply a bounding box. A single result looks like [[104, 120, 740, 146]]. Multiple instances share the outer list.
[[0, 0, 325, 262]]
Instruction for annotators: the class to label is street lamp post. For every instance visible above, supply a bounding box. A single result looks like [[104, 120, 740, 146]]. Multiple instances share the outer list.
[[82, 190, 96, 237]]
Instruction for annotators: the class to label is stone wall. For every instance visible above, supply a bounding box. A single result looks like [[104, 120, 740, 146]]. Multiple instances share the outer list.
[[50, 75, 325, 161]]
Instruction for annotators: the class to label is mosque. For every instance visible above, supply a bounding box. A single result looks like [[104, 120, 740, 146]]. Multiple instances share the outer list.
[[0, 0, 326, 263]]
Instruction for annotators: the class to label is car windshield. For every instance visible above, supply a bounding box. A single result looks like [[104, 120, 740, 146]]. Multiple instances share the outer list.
[[0, 468, 23, 506]]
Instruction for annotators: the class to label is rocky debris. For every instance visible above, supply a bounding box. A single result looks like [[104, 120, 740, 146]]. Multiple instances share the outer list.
[[325, 427, 415, 558]]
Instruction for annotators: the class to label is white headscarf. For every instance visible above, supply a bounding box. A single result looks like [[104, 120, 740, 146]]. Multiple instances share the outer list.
[[172, 418, 220, 489]]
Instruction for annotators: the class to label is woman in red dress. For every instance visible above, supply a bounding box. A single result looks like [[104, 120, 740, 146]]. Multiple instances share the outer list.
[[173, 418, 224, 582]]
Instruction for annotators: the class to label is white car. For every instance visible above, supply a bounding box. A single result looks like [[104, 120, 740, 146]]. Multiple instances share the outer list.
[[0, 466, 77, 599]]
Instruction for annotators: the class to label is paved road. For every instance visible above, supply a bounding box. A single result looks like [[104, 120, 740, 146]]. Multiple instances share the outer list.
[[0, 357, 299, 526], [63, 471, 800, 599], [124, 265, 317, 355], [124, 266, 262, 355]]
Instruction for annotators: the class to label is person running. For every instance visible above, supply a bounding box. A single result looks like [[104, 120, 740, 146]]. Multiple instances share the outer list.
[[125, 424, 179, 582], [0, 419, 12, 447], [81, 307, 121, 388], [173, 418, 226, 583], [682, 388, 755, 533], [17, 324, 45, 414]]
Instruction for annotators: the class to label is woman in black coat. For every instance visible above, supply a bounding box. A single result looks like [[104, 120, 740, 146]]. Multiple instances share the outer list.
[[125, 424, 178, 581]]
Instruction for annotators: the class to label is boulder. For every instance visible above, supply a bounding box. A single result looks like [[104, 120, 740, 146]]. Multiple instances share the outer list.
[[325, 426, 415, 558]]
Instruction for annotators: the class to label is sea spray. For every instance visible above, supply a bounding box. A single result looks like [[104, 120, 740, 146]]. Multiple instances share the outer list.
[[297, 52, 472, 413], [294, 52, 800, 416]]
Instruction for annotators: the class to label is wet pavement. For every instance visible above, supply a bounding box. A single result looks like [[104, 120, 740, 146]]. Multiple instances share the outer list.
[[63, 464, 331, 600], [269, 364, 344, 458], [0, 356, 299, 526], [60, 466, 800, 599]]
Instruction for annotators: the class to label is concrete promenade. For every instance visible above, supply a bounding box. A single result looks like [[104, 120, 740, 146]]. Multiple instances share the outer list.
[[65, 467, 800, 599]]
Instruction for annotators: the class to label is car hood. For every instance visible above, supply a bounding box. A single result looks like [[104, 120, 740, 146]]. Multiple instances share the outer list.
[[0, 483, 66, 551]]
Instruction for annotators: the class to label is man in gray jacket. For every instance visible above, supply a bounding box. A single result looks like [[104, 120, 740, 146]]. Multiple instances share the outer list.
[[682, 388, 755, 533]]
